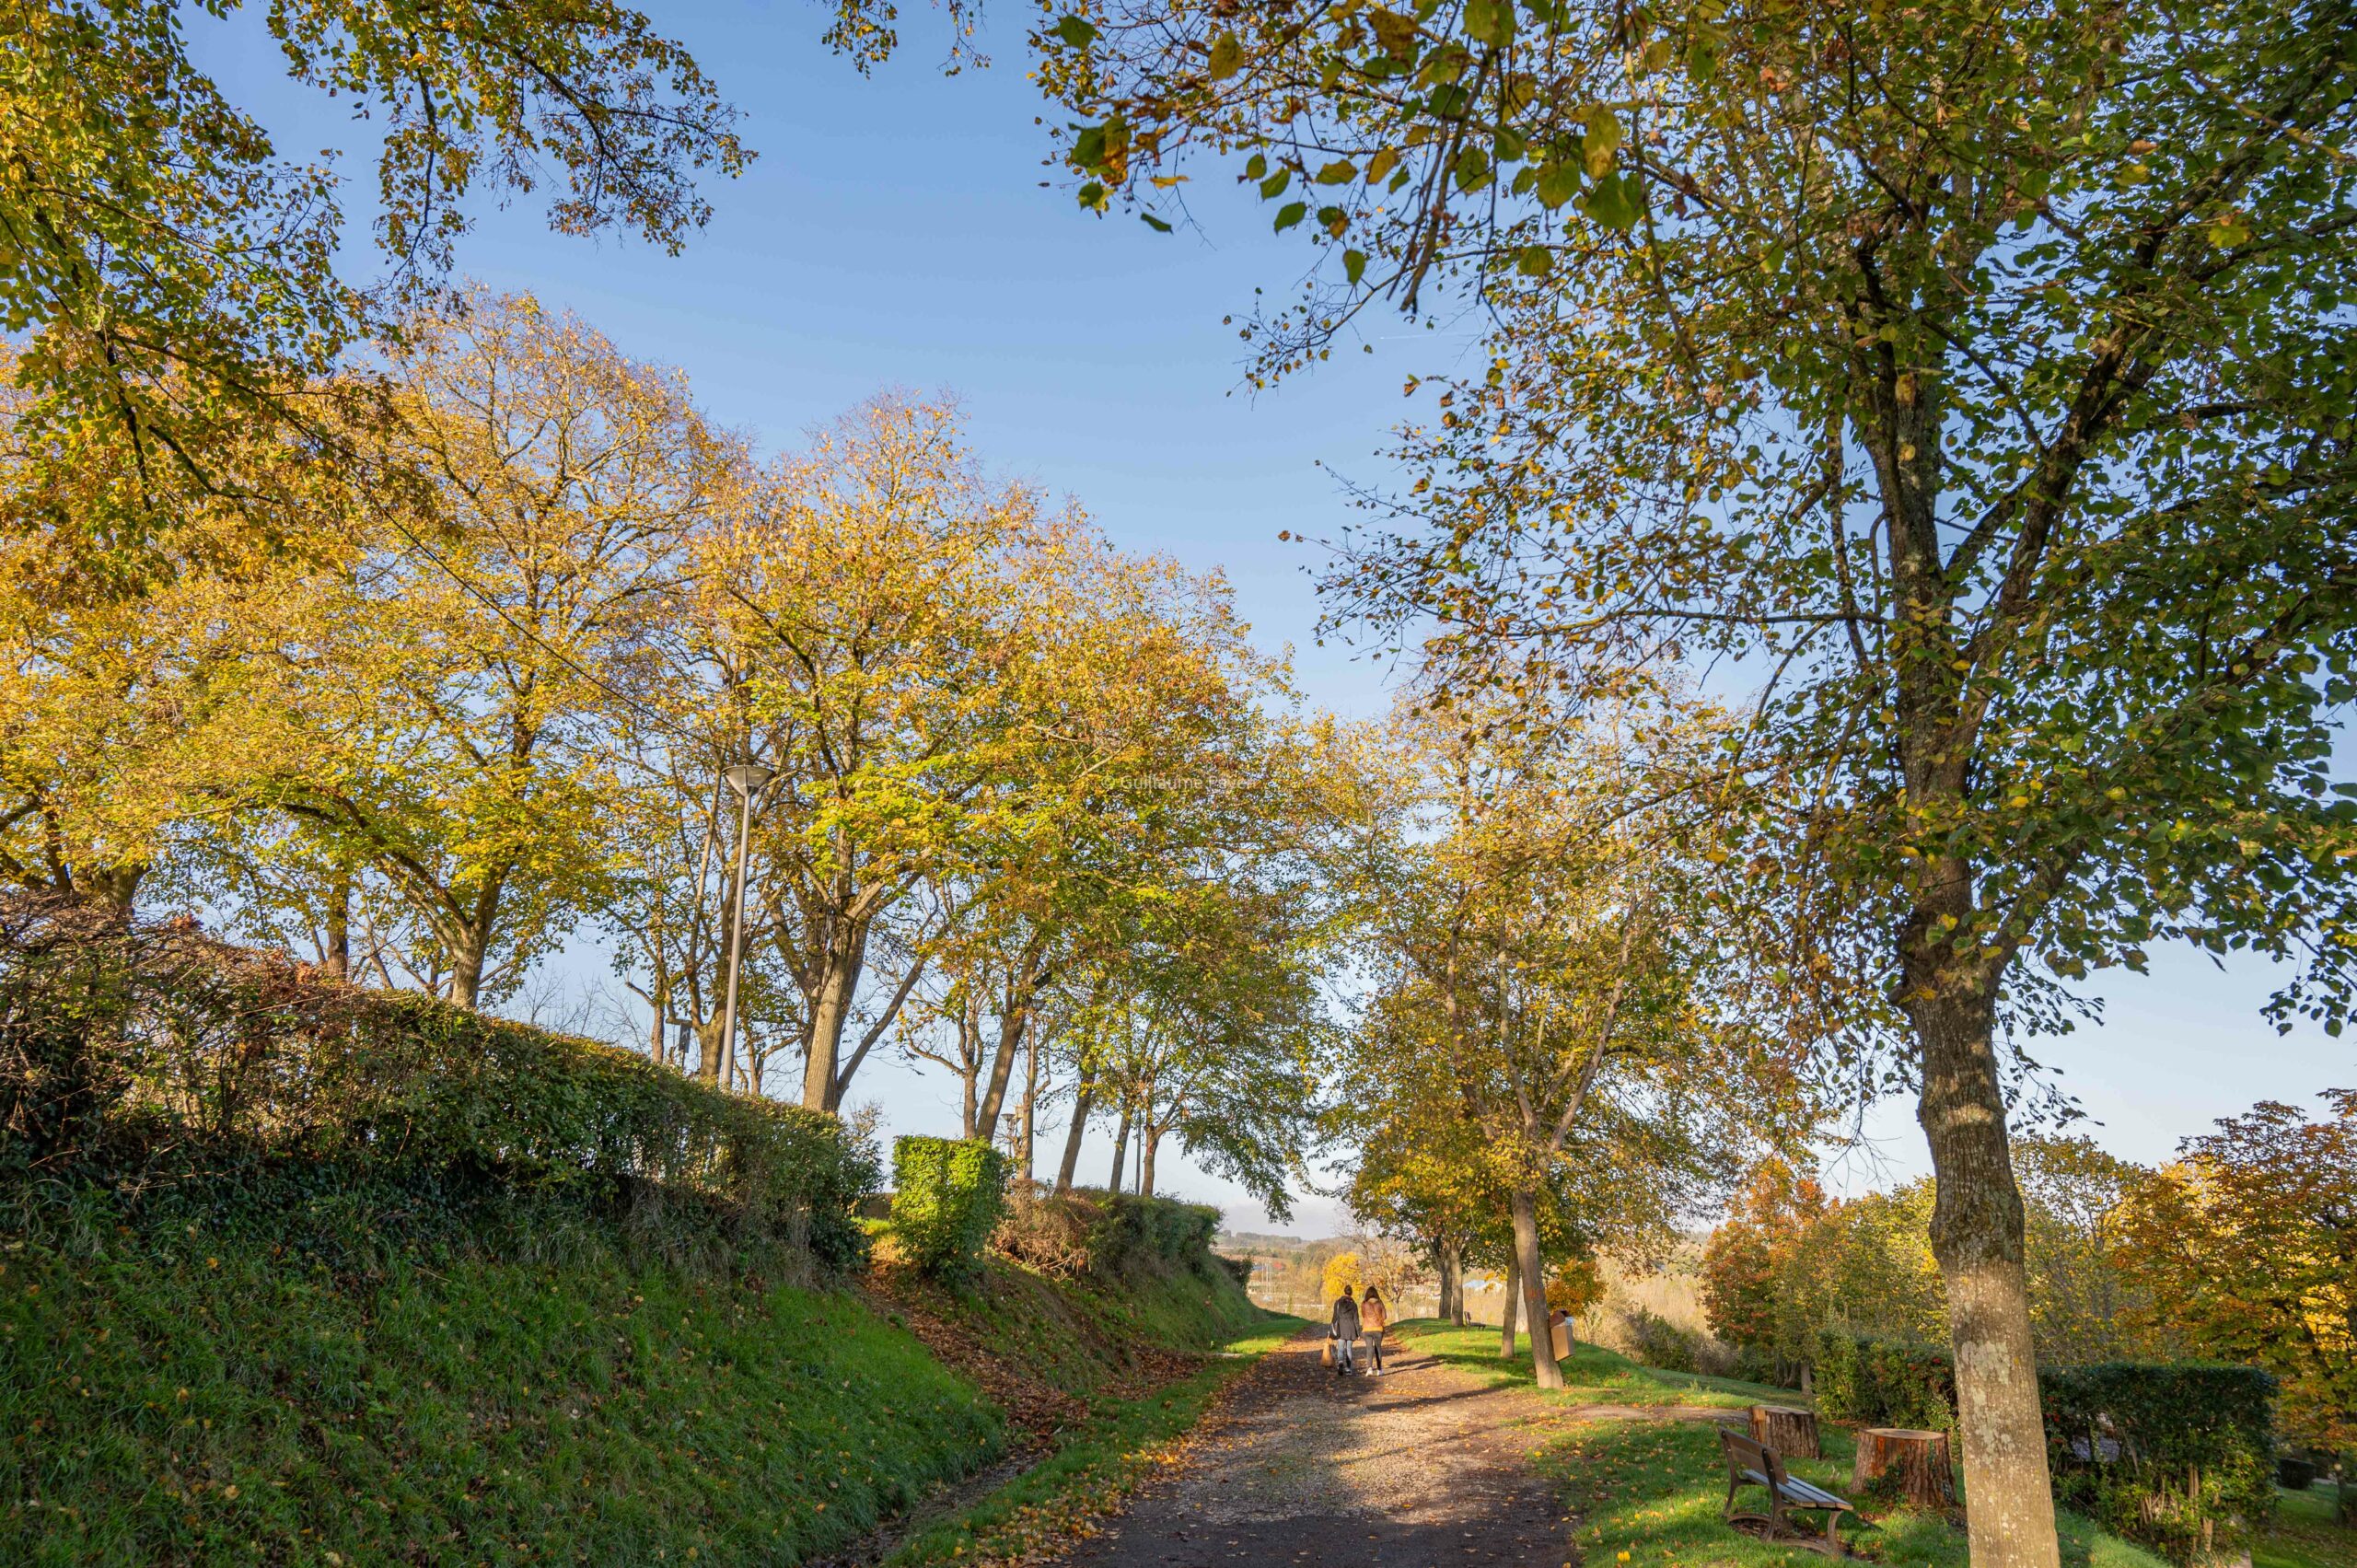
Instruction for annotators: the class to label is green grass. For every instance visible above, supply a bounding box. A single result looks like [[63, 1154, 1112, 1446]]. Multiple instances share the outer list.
[[2257, 1483, 2357, 1568], [1541, 1418, 2171, 1568], [1394, 1318, 1779, 1409], [1, 1220, 1003, 1566], [1393, 1321, 2170, 1568], [886, 1318, 1302, 1567]]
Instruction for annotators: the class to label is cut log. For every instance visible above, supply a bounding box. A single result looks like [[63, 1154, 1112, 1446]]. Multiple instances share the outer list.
[[1852, 1427, 1957, 1511], [1749, 1404, 1820, 1459]]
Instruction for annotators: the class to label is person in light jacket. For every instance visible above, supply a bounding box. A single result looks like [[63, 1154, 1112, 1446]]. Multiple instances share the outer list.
[[1358, 1285, 1389, 1375], [1329, 1284, 1361, 1376]]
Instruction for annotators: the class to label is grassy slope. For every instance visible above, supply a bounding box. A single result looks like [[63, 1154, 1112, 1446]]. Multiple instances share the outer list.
[[1, 1201, 1278, 1568], [1393, 1321, 2171, 1568], [2258, 1484, 2357, 1568], [1, 1225, 1000, 1566]]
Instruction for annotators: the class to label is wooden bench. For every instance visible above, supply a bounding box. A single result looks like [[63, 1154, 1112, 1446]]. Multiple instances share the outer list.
[[1720, 1426, 1856, 1553]]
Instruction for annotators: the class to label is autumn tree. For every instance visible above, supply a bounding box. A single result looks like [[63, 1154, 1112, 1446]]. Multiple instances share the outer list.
[[2114, 1090, 2357, 1521], [5, 0, 747, 565], [1338, 697, 1805, 1387], [687, 398, 1081, 1109], [1015, 0, 2357, 1555], [255, 295, 724, 1007], [1700, 1160, 1829, 1361]]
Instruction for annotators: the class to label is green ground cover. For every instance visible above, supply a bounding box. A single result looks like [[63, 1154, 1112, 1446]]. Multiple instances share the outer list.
[[1395, 1319, 1766, 1409], [1392, 1320, 2171, 1568], [2258, 1484, 2357, 1568], [0, 1183, 1272, 1567], [0, 1214, 998, 1566]]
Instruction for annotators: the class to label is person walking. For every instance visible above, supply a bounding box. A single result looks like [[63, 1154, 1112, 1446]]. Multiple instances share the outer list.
[[1358, 1284, 1388, 1375], [1329, 1284, 1361, 1376]]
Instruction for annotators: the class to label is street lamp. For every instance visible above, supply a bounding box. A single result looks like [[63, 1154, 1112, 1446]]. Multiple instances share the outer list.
[[718, 761, 775, 1092]]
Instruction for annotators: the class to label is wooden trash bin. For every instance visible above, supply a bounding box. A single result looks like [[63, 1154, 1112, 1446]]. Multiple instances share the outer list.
[[1852, 1427, 1958, 1511], [1749, 1403, 1821, 1459]]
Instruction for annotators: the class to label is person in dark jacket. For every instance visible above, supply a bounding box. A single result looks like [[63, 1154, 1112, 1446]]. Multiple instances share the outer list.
[[1329, 1284, 1361, 1376]]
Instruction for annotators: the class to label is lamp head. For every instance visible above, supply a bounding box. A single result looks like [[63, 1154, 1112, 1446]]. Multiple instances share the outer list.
[[723, 761, 776, 797]]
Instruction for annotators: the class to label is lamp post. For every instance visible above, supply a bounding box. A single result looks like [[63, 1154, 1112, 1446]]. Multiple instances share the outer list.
[[718, 761, 775, 1091]]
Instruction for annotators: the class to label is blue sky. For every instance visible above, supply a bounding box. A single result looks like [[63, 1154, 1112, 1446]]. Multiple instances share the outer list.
[[192, 3, 2349, 1235]]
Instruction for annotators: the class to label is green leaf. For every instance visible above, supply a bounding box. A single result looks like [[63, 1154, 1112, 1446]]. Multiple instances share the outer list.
[[1078, 182, 1109, 213], [1317, 160, 1358, 185], [1464, 0, 1515, 46], [1583, 172, 1638, 230], [1209, 31, 1244, 80], [1273, 201, 1308, 232], [1074, 125, 1108, 171], [1344, 248, 1367, 285], [1245, 152, 1268, 180], [1140, 211, 1173, 232], [1053, 15, 1097, 48], [1366, 148, 1400, 184], [1260, 168, 1293, 200], [1583, 105, 1623, 177], [1536, 161, 1580, 209], [1515, 244, 1553, 276]]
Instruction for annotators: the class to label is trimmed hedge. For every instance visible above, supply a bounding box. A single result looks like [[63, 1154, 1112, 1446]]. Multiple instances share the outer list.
[[0, 895, 877, 1272], [891, 1135, 1009, 1281], [2044, 1364, 2277, 1564], [1812, 1329, 1959, 1432], [1809, 1326, 2281, 1565]]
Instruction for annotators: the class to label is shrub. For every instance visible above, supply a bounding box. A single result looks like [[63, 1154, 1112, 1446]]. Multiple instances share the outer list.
[[2043, 1364, 2277, 1564], [992, 1181, 1098, 1277], [1812, 1329, 1959, 1431], [1086, 1191, 1221, 1277], [985, 1185, 1225, 1281], [1620, 1307, 1704, 1374], [891, 1136, 1008, 1281], [0, 897, 878, 1272]]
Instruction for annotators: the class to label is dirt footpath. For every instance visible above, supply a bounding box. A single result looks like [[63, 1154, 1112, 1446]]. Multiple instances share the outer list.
[[1046, 1331, 1583, 1568]]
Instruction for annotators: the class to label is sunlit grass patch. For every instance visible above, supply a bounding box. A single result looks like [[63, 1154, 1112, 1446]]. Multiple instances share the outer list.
[[2257, 1482, 2357, 1568], [1392, 1318, 1771, 1410], [1536, 1414, 2169, 1568]]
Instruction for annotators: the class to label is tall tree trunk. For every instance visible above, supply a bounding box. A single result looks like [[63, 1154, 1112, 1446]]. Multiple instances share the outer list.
[[1108, 1101, 1132, 1192], [1912, 976, 2058, 1568], [1055, 1071, 1095, 1193], [324, 875, 351, 980], [1438, 1237, 1464, 1325], [1498, 1249, 1519, 1359], [974, 982, 1031, 1143], [799, 915, 866, 1112], [1510, 1188, 1562, 1388], [1140, 1125, 1159, 1198], [1017, 1029, 1039, 1183], [694, 1016, 724, 1085]]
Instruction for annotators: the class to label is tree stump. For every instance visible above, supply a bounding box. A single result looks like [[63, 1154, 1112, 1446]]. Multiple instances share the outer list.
[[1749, 1404, 1821, 1459], [1852, 1428, 1957, 1511]]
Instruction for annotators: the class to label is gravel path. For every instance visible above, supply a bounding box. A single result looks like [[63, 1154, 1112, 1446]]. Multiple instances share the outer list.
[[1043, 1330, 1620, 1568]]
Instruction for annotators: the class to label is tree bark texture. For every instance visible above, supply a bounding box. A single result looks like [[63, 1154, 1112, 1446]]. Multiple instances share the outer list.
[[1853, 1428, 1958, 1512], [1912, 978, 2061, 1568], [1108, 1103, 1131, 1192], [1140, 1127, 1159, 1197], [1055, 1074, 1095, 1193], [799, 916, 866, 1111], [1498, 1249, 1520, 1359], [1437, 1238, 1464, 1325], [1510, 1188, 1562, 1388], [1750, 1405, 1822, 1460]]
